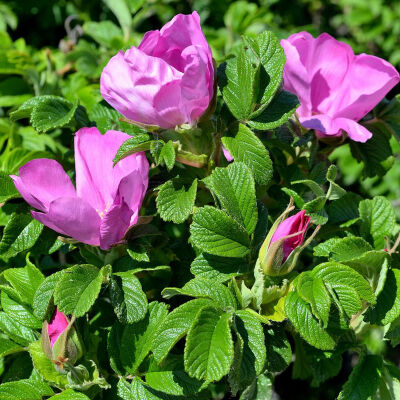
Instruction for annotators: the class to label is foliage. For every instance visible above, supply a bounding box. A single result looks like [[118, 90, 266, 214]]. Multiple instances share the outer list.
[[0, 1, 399, 400]]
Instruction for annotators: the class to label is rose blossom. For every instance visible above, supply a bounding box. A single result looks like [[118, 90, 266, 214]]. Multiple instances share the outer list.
[[11, 127, 149, 250], [100, 11, 214, 129], [281, 32, 400, 142]]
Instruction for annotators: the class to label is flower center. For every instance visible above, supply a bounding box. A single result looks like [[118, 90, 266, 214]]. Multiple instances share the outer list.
[[96, 203, 111, 219]]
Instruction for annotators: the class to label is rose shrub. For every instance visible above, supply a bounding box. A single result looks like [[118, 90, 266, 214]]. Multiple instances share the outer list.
[[0, 2, 400, 400]]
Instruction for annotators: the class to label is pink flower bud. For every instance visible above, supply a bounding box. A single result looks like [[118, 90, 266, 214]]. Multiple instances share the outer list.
[[281, 32, 400, 143], [269, 210, 311, 262], [222, 146, 233, 162], [100, 12, 214, 129], [48, 309, 69, 347]]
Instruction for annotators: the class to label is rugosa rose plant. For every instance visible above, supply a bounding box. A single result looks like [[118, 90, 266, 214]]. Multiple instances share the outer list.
[[1, 7, 400, 400]]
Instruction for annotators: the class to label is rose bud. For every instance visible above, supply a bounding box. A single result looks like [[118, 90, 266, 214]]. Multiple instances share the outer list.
[[259, 205, 319, 276], [11, 127, 149, 250], [41, 309, 83, 373], [100, 12, 214, 129], [281, 32, 400, 143], [222, 147, 233, 162]]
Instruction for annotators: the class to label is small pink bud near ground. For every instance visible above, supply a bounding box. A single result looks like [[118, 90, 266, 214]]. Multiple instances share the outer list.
[[100, 12, 214, 129], [42, 309, 83, 373], [11, 127, 149, 250], [281, 32, 400, 143]]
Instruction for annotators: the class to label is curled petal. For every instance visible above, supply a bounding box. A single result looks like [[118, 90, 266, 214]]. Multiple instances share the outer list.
[[10, 159, 76, 212], [32, 197, 101, 246], [74, 127, 149, 212], [100, 47, 183, 128]]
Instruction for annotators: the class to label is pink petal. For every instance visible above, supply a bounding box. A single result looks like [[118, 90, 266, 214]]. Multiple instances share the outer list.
[[100, 47, 183, 128], [99, 195, 133, 250], [10, 159, 76, 212], [180, 45, 214, 122], [333, 54, 400, 121], [32, 197, 101, 246], [74, 127, 149, 213], [270, 210, 310, 261], [332, 118, 372, 143], [222, 147, 233, 162], [48, 309, 69, 347]]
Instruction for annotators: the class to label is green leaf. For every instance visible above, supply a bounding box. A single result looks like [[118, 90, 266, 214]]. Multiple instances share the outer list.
[[156, 178, 197, 224], [285, 291, 336, 350], [190, 253, 248, 283], [120, 302, 168, 374], [162, 278, 237, 310], [0, 171, 20, 203], [152, 298, 214, 364], [102, 0, 132, 39], [54, 264, 103, 317], [3, 257, 44, 305], [113, 134, 152, 165], [83, 20, 123, 48], [48, 389, 90, 399], [229, 310, 266, 392], [239, 373, 273, 400], [9, 96, 54, 122], [312, 262, 376, 318], [264, 324, 292, 373], [210, 162, 258, 234], [351, 120, 394, 177], [0, 312, 36, 346], [366, 269, 400, 326], [145, 370, 204, 396], [184, 307, 234, 382], [0, 212, 43, 259], [244, 31, 285, 111], [110, 273, 148, 323], [0, 378, 53, 400], [29, 340, 68, 387], [248, 91, 299, 130], [222, 124, 273, 185], [0, 337, 23, 357], [325, 236, 374, 262], [1, 292, 41, 329], [190, 206, 250, 258], [30, 97, 78, 133], [32, 271, 62, 320], [218, 47, 256, 120], [359, 196, 396, 249], [338, 353, 382, 400], [159, 140, 175, 171]]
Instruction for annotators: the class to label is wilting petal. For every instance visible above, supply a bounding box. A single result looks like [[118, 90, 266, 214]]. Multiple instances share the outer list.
[[10, 159, 76, 212], [100, 47, 183, 128], [32, 197, 101, 246], [99, 194, 133, 250], [48, 309, 68, 347], [74, 127, 149, 213]]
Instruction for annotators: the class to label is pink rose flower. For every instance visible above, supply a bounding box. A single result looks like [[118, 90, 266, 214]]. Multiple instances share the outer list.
[[269, 210, 311, 262], [11, 127, 149, 250], [100, 11, 214, 129], [281, 32, 400, 142], [48, 309, 69, 347]]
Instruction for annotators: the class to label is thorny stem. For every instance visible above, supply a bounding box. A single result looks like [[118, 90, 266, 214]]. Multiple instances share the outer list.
[[388, 232, 400, 254]]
